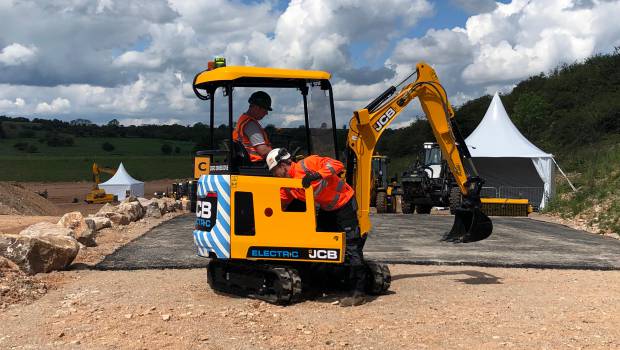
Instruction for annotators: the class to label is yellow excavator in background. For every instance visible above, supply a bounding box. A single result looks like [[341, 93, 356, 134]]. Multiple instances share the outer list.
[[86, 162, 116, 204], [370, 155, 402, 213], [190, 60, 492, 304]]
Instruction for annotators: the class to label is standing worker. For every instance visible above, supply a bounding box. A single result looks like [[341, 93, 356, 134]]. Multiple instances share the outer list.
[[233, 91, 273, 163], [267, 148, 367, 306]]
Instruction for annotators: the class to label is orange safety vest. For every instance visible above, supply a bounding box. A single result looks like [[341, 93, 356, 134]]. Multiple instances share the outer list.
[[280, 155, 354, 211], [232, 114, 272, 162]]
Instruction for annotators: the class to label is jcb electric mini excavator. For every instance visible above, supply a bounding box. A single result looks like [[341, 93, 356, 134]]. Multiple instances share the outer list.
[[191, 59, 492, 304]]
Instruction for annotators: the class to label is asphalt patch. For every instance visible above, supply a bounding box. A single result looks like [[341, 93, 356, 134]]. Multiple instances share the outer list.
[[97, 214, 620, 271]]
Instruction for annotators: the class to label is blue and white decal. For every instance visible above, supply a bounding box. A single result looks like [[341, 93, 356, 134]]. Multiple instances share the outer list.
[[193, 175, 231, 259]]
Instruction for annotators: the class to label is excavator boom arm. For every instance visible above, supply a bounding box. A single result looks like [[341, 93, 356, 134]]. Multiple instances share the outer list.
[[347, 62, 490, 242]]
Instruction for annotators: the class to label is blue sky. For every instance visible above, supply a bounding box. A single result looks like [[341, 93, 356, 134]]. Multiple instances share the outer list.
[[0, 0, 618, 128]]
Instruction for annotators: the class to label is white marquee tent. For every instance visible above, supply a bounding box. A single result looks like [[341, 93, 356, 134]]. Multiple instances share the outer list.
[[464, 93, 555, 209], [98, 163, 144, 201]]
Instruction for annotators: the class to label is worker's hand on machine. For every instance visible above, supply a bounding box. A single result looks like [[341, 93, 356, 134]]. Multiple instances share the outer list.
[[302, 171, 322, 188]]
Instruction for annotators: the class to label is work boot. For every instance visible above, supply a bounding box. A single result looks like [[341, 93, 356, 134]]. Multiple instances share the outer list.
[[339, 290, 367, 307]]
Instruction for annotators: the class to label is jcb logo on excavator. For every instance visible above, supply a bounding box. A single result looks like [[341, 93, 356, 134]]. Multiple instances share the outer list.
[[308, 249, 339, 260], [373, 108, 396, 132]]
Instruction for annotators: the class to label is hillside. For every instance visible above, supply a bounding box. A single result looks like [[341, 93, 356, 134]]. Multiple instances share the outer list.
[[377, 50, 620, 234]]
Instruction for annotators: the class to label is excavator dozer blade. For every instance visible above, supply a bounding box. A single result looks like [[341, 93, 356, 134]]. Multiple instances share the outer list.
[[442, 206, 493, 243]]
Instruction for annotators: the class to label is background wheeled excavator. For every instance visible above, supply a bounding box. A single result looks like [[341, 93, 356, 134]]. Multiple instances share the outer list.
[[85, 162, 116, 204], [401, 142, 533, 216], [191, 59, 492, 304]]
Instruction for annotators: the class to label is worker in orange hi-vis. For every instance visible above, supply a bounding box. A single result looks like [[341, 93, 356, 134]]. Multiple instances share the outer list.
[[232, 91, 273, 163], [267, 148, 367, 307]]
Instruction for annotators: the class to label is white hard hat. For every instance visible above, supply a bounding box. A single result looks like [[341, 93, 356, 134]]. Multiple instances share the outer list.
[[266, 148, 291, 170]]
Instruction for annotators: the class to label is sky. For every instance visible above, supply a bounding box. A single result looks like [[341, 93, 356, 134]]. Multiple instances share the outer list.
[[0, 0, 619, 129]]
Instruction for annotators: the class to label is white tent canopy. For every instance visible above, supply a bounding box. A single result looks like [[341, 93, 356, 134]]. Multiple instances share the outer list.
[[98, 162, 144, 201], [465, 93, 554, 209]]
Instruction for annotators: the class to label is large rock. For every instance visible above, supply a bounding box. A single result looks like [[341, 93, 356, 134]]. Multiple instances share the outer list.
[[19, 222, 73, 238], [96, 203, 115, 216], [95, 201, 142, 225], [123, 195, 140, 203], [0, 234, 80, 275], [144, 201, 162, 218], [153, 198, 179, 214], [137, 197, 152, 207], [116, 201, 144, 222], [0, 256, 20, 272], [57, 211, 97, 247], [102, 212, 130, 226], [85, 216, 112, 231], [152, 198, 169, 214]]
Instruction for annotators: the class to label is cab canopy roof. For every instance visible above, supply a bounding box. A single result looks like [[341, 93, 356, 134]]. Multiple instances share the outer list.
[[193, 66, 331, 90]]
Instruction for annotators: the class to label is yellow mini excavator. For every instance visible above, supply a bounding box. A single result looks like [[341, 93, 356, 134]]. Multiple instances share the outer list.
[[86, 162, 116, 204], [191, 59, 492, 304]]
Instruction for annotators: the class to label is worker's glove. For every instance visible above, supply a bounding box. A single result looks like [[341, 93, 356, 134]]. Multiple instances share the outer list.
[[302, 171, 322, 188]]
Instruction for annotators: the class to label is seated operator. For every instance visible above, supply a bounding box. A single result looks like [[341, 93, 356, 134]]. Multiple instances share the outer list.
[[266, 148, 368, 307], [232, 91, 273, 163]]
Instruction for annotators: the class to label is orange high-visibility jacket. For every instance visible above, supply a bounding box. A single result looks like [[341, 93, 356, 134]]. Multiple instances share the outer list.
[[233, 114, 272, 162], [281, 155, 354, 211]]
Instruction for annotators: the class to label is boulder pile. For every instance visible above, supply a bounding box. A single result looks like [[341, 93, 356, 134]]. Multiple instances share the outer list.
[[0, 197, 185, 275]]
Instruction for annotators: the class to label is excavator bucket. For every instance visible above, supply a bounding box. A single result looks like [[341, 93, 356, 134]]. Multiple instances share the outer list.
[[443, 206, 493, 243]]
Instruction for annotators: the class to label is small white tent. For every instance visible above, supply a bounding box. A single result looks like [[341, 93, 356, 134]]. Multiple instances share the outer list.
[[98, 163, 144, 201], [465, 93, 554, 209]]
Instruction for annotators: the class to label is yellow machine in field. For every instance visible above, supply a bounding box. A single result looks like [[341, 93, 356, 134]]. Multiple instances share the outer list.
[[85, 162, 116, 204], [370, 155, 402, 213], [191, 60, 492, 303]]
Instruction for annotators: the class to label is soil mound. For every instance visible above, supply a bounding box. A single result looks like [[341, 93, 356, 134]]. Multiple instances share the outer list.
[[0, 182, 60, 216]]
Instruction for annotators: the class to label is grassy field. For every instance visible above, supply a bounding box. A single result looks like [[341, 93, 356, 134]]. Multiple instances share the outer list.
[[0, 137, 195, 181]]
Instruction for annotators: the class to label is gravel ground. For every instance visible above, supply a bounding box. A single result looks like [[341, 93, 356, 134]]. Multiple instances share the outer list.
[[0, 210, 185, 311], [0, 265, 619, 349]]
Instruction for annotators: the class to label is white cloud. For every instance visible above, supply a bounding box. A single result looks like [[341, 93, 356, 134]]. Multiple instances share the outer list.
[[281, 114, 304, 127], [113, 51, 162, 68], [0, 97, 25, 110], [461, 0, 602, 84], [224, 0, 433, 74], [387, 0, 620, 110], [0, 43, 37, 66], [35, 98, 71, 113], [118, 118, 183, 126]]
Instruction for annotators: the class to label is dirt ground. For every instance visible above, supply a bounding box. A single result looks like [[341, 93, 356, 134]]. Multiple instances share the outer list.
[[2, 182, 620, 349], [0, 209, 185, 311], [21, 179, 180, 216], [0, 215, 60, 235], [0, 265, 618, 349], [0, 179, 183, 234]]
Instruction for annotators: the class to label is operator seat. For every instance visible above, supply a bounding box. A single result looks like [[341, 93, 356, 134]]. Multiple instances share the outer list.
[[233, 141, 269, 176]]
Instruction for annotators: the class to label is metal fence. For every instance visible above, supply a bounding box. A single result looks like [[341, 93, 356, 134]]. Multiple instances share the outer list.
[[480, 186, 545, 210]]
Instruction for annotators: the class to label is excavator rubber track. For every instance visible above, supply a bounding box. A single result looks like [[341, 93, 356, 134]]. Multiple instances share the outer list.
[[365, 260, 391, 295], [207, 259, 391, 304], [207, 259, 302, 305]]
